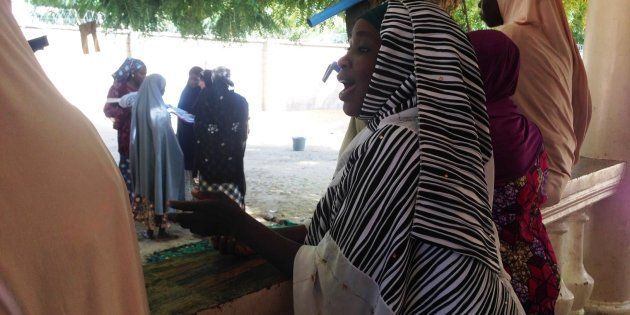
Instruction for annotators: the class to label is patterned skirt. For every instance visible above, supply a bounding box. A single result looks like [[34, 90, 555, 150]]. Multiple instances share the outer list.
[[184, 170, 194, 201], [118, 156, 133, 204], [132, 196, 167, 231], [196, 175, 244, 209], [492, 151, 560, 314]]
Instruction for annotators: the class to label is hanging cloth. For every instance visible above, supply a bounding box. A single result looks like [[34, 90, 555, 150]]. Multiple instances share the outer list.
[[79, 21, 100, 54]]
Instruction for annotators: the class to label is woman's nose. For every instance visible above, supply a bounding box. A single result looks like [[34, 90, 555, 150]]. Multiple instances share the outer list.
[[337, 53, 351, 69]]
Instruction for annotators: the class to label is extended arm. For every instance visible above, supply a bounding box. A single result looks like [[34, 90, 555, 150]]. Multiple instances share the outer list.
[[170, 197, 302, 277]]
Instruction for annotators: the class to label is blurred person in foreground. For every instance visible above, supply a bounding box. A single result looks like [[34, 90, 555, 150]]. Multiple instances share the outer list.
[[0, 1, 149, 313]]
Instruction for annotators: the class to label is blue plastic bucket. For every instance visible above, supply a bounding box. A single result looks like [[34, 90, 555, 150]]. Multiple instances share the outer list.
[[292, 137, 306, 151]]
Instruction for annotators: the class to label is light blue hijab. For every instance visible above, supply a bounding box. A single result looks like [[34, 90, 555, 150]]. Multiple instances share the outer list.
[[130, 74, 184, 215]]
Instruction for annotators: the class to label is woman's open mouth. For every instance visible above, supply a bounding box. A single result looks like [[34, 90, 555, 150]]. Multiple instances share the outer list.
[[338, 79, 356, 101]]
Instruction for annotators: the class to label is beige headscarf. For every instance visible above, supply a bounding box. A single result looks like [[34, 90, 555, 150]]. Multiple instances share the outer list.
[[496, 0, 592, 205], [0, 3, 149, 314]]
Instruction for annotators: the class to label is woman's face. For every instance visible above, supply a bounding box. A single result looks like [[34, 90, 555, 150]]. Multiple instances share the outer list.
[[337, 19, 381, 117], [131, 66, 147, 87], [479, 0, 503, 27], [188, 73, 201, 88]]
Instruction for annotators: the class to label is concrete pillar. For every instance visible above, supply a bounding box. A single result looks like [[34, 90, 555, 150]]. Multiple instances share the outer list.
[[548, 221, 575, 315], [564, 213, 594, 315], [581, 0, 630, 160], [580, 0, 630, 313]]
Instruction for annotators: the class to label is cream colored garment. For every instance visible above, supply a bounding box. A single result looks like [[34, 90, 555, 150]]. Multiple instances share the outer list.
[[0, 4, 149, 315], [338, 117, 367, 159], [497, 0, 592, 205], [294, 233, 393, 315]]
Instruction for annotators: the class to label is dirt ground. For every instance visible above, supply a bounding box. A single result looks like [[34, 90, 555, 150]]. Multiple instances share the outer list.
[[244, 110, 348, 220], [87, 108, 350, 258]]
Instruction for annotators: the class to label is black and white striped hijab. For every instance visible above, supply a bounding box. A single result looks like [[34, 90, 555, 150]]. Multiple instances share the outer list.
[[360, 0, 500, 273]]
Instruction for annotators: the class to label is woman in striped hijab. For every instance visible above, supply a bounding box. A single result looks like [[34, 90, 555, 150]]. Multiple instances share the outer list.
[[172, 1, 522, 313]]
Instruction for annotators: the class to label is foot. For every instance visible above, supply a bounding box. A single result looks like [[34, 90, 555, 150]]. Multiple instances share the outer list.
[[156, 228, 179, 241]]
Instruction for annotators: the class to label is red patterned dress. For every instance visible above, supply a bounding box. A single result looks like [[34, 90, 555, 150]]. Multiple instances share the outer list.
[[104, 81, 137, 202], [492, 151, 560, 314]]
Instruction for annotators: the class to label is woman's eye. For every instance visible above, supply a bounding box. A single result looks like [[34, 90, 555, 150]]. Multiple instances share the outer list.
[[358, 47, 370, 53]]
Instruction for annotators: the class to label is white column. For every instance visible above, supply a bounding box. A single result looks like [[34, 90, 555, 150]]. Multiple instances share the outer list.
[[581, 0, 630, 159], [583, 173, 630, 314], [564, 213, 594, 315], [580, 0, 630, 313], [548, 221, 574, 315]]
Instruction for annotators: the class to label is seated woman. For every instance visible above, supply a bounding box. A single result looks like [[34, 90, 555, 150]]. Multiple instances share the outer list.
[[469, 29, 560, 314], [130, 74, 185, 240], [172, 1, 522, 313]]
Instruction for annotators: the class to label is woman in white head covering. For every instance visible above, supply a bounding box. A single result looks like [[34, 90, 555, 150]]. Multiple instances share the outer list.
[[130, 74, 185, 239]]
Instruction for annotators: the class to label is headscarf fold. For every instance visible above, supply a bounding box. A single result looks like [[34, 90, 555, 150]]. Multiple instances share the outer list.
[[468, 30, 543, 183], [130, 74, 185, 215], [212, 66, 234, 87], [496, 0, 591, 204], [112, 57, 145, 83], [357, 2, 388, 31], [360, 0, 500, 272]]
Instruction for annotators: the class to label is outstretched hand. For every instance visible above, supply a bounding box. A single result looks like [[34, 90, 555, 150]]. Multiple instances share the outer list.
[[171, 192, 302, 277], [168, 193, 242, 237], [210, 235, 256, 256]]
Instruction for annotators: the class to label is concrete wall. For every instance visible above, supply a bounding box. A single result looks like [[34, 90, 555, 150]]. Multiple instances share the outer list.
[[19, 25, 346, 116]]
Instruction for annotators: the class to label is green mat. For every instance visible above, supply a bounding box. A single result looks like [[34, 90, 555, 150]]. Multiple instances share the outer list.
[[143, 223, 296, 314], [145, 220, 298, 264], [145, 240, 214, 264]]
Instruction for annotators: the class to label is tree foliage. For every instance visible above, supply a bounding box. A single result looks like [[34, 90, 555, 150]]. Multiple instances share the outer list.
[[451, 0, 486, 32], [450, 0, 588, 45], [26, 0, 340, 40], [563, 0, 588, 45], [27, 0, 588, 44]]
